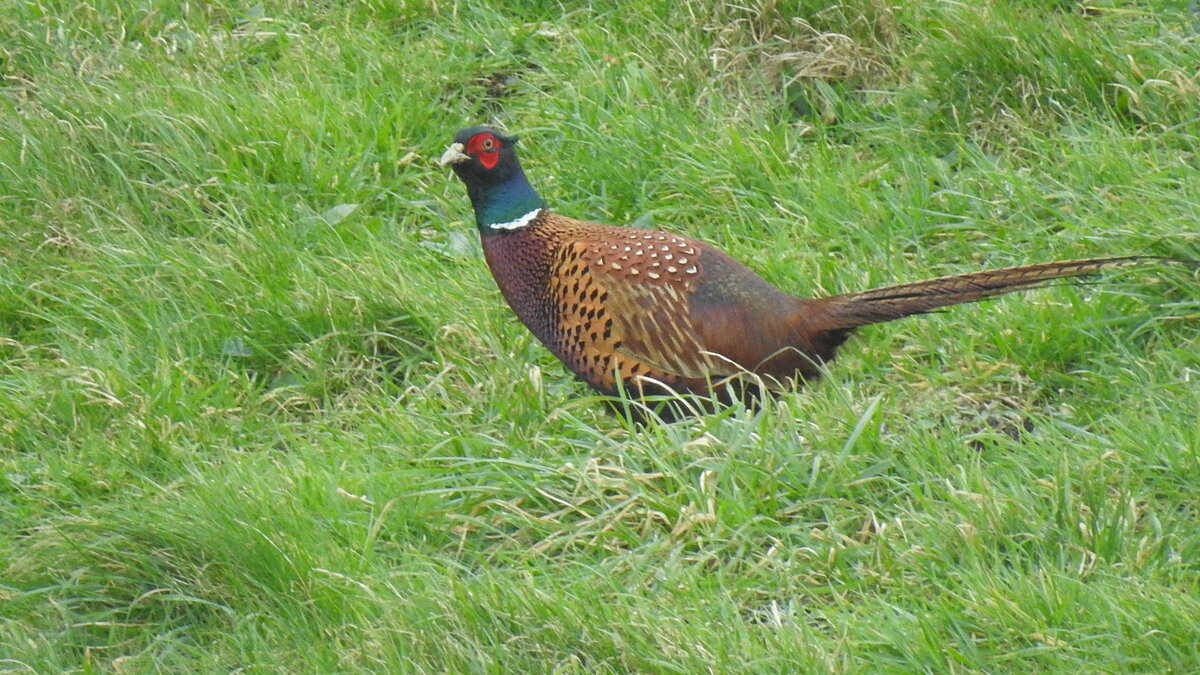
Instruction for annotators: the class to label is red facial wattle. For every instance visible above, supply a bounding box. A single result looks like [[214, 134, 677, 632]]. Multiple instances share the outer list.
[[466, 132, 502, 170]]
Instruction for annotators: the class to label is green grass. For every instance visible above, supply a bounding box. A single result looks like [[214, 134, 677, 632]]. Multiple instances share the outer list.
[[2, 0, 1199, 671]]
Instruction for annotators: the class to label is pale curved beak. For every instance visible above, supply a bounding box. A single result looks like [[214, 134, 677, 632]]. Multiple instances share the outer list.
[[438, 143, 470, 167]]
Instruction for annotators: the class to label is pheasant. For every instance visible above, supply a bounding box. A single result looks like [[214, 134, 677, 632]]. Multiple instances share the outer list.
[[439, 125, 1186, 420]]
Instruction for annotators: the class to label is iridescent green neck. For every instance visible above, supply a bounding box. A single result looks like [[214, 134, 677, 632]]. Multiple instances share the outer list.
[[466, 165, 545, 233]]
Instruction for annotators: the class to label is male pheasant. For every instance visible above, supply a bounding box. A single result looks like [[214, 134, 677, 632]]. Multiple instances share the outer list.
[[440, 125, 1180, 419]]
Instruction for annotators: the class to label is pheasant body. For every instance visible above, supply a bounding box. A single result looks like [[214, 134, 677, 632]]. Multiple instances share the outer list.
[[477, 210, 843, 402], [440, 126, 1181, 418]]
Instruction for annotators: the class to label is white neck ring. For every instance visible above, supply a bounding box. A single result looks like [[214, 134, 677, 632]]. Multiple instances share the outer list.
[[487, 208, 541, 231]]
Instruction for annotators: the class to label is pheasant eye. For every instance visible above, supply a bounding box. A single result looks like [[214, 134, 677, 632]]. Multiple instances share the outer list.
[[482, 137, 495, 150]]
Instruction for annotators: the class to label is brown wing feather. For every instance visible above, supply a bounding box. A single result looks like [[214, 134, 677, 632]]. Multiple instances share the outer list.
[[546, 221, 839, 392], [596, 268, 721, 380], [568, 230, 828, 392], [562, 230, 739, 387], [542, 239, 692, 396]]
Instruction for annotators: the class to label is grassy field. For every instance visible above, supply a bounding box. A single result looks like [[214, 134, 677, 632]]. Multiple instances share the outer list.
[[2, 0, 1200, 671]]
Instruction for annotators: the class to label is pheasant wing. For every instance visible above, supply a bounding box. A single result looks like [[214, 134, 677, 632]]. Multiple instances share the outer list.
[[549, 233, 742, 388]]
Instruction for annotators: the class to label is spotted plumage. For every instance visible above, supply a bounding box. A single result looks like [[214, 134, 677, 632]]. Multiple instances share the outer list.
[[440, 126, 1189, 420]]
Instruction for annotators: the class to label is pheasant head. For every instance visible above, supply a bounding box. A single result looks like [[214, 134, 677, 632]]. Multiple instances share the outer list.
[[439, 126, 544, 233]]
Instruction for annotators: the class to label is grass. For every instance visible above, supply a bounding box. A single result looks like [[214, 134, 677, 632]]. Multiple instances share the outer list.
[[2, 0, 1199, 671]]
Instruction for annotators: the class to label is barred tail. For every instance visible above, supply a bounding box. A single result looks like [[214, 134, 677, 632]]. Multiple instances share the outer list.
[[816, 256, 1171, 330]]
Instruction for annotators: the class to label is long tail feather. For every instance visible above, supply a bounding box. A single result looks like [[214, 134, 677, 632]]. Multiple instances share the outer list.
[[817, 256, 1180, 330]]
